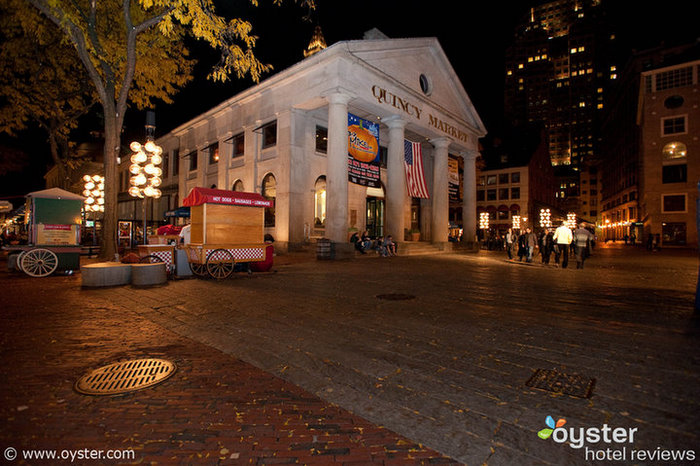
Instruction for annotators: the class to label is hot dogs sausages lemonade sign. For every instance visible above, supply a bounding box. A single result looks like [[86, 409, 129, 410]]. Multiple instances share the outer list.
[[348, 113, 380, 187]]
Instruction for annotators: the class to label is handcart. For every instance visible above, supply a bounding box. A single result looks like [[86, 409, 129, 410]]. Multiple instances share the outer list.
[[180, 187, 273, 279], [4, 188, 84, 277]]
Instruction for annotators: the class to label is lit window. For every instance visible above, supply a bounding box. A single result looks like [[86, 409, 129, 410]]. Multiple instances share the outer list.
[[571, 48, 577, 54], [518, 63, 524, 69], [262, 173, 276, 227], [314, 176, 326, 227], [662, 142, 687, 161]]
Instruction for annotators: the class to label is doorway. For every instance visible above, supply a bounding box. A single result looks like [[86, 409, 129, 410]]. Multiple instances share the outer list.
[[366, 198, 384, 238]]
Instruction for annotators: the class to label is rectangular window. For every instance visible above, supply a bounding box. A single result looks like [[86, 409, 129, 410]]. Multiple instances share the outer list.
[[487, 189, 497, 201], [162, 151, 169, 178], [498, 210, 509, 220], [499, 174, 509, 184], [662, 194, 686, 213], [662, 222, 687, 245], [478, 176, 485, 186], [172, 149, 179, 176], [188, 151, 197, 171], [231, 133, 245, 158], [315, 126, 328, 153], [261, 120, 277, 149], [499, 188, 509, 200], [378, 146, 387, 168], [511, 187, 520, 199], [208, 142, 219, 164], [486, 175, 496, 185], [476, 190, 485, 201], [662, 116, 686, 136], [511, 172, 520, 183], [662, 164, 687, 183]]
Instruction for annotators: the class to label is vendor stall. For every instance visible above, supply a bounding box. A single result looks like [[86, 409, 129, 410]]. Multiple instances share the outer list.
[[4, 188, 84, 277], [180, 187, 273, 279]]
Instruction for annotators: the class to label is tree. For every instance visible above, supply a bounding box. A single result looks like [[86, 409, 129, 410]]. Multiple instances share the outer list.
[[0, 3, 97, 189], [24, 0, 313, 260]]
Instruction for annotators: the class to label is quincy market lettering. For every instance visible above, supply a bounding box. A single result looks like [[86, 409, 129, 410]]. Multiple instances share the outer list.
[[371, 85, 470, 143]]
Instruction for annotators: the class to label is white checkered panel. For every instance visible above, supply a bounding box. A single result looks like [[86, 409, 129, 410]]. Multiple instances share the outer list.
[[150, 251, 173, 264], [207, 248, 264, 262]]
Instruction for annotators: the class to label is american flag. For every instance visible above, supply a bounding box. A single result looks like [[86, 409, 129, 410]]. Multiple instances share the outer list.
[[404, 140, 430, 199]]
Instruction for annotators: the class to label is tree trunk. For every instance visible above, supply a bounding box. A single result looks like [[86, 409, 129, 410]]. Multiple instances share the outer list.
[[99, 108, 120, 261]]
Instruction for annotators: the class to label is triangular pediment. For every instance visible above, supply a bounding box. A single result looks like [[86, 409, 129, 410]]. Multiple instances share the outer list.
[[343, 37, 486, 136]]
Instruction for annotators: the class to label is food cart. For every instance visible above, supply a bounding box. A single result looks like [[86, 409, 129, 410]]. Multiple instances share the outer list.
[[180, 187, 272, 279], [5, 188, 84, 277]]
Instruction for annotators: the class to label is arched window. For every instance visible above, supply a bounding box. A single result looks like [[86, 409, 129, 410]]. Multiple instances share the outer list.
[[262, 173, 276, 227], [232, 179, 244, 192], [662, 142, 687, 162], [314, 176, 326, 228]]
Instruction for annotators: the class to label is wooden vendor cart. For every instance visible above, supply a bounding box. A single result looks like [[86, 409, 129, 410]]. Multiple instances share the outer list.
[[181, 187, 273, 279], [4, 188, 84, 277]]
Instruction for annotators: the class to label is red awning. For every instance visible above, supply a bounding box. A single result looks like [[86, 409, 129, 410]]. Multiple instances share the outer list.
[[182, 187, 273, 208]]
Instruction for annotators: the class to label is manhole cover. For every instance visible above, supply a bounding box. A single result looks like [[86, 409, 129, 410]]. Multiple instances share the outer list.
[[75, 358, 176, 395], [525, 368, 595, 398], [376, 293, 416, 301]]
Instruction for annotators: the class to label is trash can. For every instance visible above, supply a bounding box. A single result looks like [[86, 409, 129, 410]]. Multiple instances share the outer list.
[[316, 238, 333, 260]]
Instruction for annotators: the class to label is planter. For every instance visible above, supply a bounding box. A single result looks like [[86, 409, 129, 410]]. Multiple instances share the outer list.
[[410, 233, 420, 241]]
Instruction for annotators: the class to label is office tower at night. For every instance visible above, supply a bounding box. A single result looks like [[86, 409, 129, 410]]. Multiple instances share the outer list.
[[504, 0, 616, 170]]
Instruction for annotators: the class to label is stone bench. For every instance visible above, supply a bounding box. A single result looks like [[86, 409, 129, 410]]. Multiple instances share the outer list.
[[130, 263, 167, 286], [81, 262, 132, 287]]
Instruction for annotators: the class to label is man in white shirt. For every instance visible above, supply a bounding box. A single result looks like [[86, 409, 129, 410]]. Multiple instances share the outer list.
[[179, 223, 191, 245], [552, 222, 573, 269]]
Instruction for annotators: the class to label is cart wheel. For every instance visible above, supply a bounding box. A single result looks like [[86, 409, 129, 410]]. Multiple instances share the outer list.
[[189, 262, 206, 277], [11, 251, 26, 272], [20, 248, 58, 277], [206, 249, 234, 280], [139, 254, 163, 264]]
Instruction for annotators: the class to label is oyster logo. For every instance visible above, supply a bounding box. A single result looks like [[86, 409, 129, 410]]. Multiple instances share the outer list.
[[538, 415, 566, 440]]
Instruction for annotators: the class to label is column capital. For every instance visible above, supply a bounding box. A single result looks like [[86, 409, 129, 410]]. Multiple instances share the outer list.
[[324, 89, 353, 106], [460, 149, 480, 161], [382, 115, 406, 129], [429, 137, 450, 150]]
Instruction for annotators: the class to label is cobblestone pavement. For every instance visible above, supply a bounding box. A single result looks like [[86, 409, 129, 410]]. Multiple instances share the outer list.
[[0, 260, 457, 465], [2, 244, 699, 465]]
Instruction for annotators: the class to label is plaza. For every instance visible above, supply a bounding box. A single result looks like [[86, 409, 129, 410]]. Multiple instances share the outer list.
[[1, 245, 698, 464]]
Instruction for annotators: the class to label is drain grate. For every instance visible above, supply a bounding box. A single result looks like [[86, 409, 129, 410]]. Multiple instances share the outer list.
[[376, 293, 416, 301], [75, 358, 176, 395], [525, 368, 595, 398]]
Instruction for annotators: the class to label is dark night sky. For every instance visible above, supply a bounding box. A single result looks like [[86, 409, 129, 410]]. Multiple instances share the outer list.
[[1, 0, 697, 203]]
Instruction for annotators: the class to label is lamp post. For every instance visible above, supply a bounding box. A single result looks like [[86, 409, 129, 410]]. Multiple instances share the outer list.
[[539, 208, 552, 229], [83, 175, 104, 245], [567, 212, 577, 229], [479, 212, 490, 243], [128, 114, 162, 245], [512, 215, 521, 231]]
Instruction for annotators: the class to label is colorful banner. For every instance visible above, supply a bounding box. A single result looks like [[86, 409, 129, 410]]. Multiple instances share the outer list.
[[348, 114, 380, 187], [448, 156, 460, 202]]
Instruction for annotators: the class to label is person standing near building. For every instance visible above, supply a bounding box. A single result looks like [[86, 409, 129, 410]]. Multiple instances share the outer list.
[[573, 223, 594, 269], [540, 227, 554, 265], [552, 221, 573, 268]]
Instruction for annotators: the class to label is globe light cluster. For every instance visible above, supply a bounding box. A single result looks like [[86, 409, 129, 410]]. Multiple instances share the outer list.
[[539, 208, 552, 228], [128, 140, 163, 199], [567, 212, 577, 229], [512, 215, 521, 230], [479, 212, 490, 230], [83, 175, 104, 212]]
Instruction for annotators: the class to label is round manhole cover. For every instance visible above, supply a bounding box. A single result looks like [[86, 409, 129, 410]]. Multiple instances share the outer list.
[[376, 293, 416, 301], [75, 358, 176, 395]]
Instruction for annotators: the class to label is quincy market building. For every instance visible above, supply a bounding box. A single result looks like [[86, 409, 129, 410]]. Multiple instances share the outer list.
[[156, 32, 486, 252]]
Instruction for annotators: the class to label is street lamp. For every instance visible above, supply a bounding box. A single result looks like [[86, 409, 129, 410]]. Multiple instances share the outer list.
[[539, 208, 552, 228], [567, 212, 577, 229], [512, 215, 521, 231], [128, 139, 162, 245], [83, 175, 104, 245]]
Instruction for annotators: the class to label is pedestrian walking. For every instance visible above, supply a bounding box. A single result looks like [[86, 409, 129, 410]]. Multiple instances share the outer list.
[[552, 221, 573, 269], [505, 228, 515, 260], [517, 231, 527, 262], [524, 227, 537, 262], [540, 228, 554, 264], [573, 223, 594, 269]]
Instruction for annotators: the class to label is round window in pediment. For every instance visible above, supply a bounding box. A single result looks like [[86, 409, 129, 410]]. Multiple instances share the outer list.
[[419, 74, 433, 96], [664, 95, 684, 109]]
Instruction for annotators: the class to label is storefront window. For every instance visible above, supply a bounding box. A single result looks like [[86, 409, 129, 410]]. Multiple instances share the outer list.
[[262, 173, 276, 227], [314, 176, 326, 227], [662, 222, 686, 245]]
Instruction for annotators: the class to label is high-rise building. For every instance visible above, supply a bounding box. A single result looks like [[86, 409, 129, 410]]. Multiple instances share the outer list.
[[505, 0, 616, 169]]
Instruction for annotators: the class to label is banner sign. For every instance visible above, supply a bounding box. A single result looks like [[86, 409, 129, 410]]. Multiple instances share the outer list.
[[448, 156, 460, 202], [36, 224, 78, 245], [348, 114, 380, 187]]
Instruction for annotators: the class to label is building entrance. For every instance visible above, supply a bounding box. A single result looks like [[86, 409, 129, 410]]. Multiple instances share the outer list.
[[366, 198, 384, 238]]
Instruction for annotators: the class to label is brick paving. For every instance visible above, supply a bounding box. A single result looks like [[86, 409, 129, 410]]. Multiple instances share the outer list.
[[0, 263, 457, 465], [1, 244, 699, 465]]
